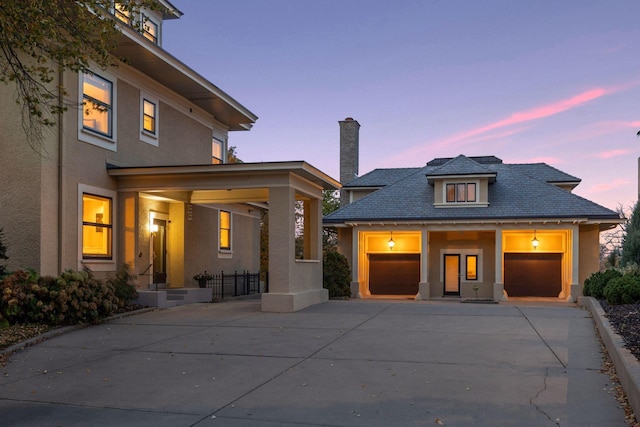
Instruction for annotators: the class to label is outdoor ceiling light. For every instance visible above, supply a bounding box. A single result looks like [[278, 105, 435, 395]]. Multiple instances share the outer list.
[[388, 231, 395, 250], [532, 230, 539, 249]]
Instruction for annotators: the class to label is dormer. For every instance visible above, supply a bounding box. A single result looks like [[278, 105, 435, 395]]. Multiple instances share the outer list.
[[113, 0, 182, 47], [426, 155, 498, 208]]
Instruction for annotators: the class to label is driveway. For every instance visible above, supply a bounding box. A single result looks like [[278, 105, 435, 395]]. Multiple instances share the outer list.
[[0, 299, 627, 426]]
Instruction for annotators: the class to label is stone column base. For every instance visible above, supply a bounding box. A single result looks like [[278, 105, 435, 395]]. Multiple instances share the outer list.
[[415, 282, 430, 300], [261, 288, 329, 312], [566, 283, 580, 303], [350, 281, 362, 299], [494, 282, 508, 301]]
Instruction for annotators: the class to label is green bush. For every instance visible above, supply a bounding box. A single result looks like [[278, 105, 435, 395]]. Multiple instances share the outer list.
[[583, 269, 622, 299], [1, 266, 139, 327], [106, 264, 138, 304], [0, 227, 8, 278], [603, 274, 640, 305], [323, 250, 351, 298]]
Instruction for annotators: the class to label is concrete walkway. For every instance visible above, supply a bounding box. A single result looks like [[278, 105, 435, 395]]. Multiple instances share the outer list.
[[0, 300, 628, 426]]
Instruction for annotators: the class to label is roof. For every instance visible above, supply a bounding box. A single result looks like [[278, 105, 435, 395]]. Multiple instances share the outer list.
[[426, 154, 497, 183], [344, 167, 422, 188], [325, 155, 620, 224]]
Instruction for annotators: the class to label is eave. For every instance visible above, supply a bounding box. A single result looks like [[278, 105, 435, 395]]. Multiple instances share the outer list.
[[111, 26, 258, 131]]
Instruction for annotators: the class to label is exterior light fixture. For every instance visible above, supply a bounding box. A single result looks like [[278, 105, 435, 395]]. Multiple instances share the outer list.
[[531, 230, 539, 250], [150, 223, 159, 235], [388, 231, 395, 250]]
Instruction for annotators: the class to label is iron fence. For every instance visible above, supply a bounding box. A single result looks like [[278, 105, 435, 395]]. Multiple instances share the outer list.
[[205, 271, 265, 300]]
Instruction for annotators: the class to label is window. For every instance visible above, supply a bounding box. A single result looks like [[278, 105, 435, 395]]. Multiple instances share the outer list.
[[142, 15, 159, 44], [142, 99, 156, 134], [114, 2, 131, 24], [466, 255, 478, 280], [82, 194, 113, 259], [82, 72, 113, 138], [219, 210, 231, 250], [446, 182, 477, 203], [212, 138, 224, 164]]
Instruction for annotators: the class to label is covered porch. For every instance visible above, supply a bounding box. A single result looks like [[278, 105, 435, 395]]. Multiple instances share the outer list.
[[108, 161, 340, 312]]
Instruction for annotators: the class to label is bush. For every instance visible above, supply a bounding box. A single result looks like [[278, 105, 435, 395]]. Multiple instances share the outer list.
[[583, 269, 622, 299], [106, 264, 138, 305], [603, 274, 640, 305], [0, 266, 138, 327], [0, 227, 8, 278], [323, 250, 351, 298]]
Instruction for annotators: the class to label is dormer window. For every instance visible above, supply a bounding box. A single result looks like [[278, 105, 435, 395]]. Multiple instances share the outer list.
[[142, 15, 159, 44], [446, 182, 477, 203]]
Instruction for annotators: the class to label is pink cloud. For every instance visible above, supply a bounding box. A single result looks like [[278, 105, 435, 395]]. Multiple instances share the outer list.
[[592, 149, 630, 159], [432, 87, 613, 148], [590, 178, 631, 193], [506, 156, 562, 164]]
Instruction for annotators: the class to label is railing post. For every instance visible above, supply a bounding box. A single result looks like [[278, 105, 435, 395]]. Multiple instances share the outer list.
[[234, 270, 238, 296]]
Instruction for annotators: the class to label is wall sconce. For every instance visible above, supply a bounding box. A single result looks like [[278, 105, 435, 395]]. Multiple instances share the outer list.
[[531, 230, 539, 250], [388, 231, 395, 250], [150, 223, 159, 235]]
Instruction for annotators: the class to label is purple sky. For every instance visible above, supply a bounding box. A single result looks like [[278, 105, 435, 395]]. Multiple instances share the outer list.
[[163, 0, 640, 212]]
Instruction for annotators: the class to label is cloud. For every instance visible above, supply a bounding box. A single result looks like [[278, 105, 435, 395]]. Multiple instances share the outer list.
[[590, 178, 631, 193], [592, 149, 630, 159], [432, 87, 612, 149]]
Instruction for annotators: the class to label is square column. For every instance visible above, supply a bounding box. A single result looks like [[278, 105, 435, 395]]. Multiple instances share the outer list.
[[416, 228, 430, 300], [494, 228, 507, 301], [262, 186, 327, 312]]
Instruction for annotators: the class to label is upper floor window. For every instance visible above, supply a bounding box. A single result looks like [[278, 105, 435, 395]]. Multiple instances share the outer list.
[[142, 99, 156, 134], [212, 138, 224, 164], [82, 193, 113, 260], [114, 2, 131, 25], [219, 210, 231, 251], [82, 72, 113, 138], [446, 182, 477, 203], [142, 15, 159, 44]]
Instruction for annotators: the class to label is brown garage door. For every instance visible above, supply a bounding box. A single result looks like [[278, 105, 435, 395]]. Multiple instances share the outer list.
[[504, 253, 562, 297], [369, 253, 420, 295]]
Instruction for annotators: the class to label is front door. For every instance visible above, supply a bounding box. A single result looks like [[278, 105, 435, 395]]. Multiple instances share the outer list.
[[152, 218, 167, 284], [444, 254, 460, 296]]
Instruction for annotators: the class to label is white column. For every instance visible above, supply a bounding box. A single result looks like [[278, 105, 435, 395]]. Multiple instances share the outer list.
[[568, 226, 580, 302], [351, 227, 362, 298], [494, 228, 506, 301], [416, 227, 430, 300]]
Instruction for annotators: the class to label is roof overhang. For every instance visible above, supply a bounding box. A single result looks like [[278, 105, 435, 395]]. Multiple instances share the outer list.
[[108, 161, 341, 203], [111, 26, 258, 131]]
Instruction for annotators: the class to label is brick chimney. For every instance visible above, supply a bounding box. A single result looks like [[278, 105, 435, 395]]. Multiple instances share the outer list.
[[339, 117, 360, 207]]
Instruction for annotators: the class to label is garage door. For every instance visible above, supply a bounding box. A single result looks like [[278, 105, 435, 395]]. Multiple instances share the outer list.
[[369, 254, 420, 295], [504, 253, 562, 297]]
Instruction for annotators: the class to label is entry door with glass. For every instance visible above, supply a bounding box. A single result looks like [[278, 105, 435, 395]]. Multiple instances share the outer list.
[[152, 218, 167, 284], [444, 254, 460, 296]]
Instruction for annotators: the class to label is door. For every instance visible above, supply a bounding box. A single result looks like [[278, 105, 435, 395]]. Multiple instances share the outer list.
[[368, 254, 420, 295], [504, 253, 562, 297], [152, 218, 167, 284], [444, 254, 460, 296]]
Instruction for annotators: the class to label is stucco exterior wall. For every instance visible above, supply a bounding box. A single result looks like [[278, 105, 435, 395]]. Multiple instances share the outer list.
[[579, 224, 602, 285], [0, 69, 59, 275]]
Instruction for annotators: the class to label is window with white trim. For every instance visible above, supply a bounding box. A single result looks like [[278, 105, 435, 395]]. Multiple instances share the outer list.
[[142, 14, 159, 44], [212, 138, 224, 164], [219, 210, 231, 251], [82, 72, 113, 138], [466, 255, 478, 280], [82, 193, 113, 259]]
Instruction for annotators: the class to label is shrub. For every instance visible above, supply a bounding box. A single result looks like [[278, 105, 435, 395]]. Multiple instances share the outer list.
[[323, 250, 351, 298], [0, 227, 8, 278], [603, 274, 640, 305], [0, 266, 138, 327], [583, 269, 622, 299], [106, 264, 138, 307]]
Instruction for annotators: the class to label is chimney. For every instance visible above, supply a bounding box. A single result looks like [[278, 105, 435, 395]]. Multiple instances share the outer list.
[[339, 117, 360, 207]]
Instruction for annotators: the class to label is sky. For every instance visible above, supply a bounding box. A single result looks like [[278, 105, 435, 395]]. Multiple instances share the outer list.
[[163, 0, 640, 212]]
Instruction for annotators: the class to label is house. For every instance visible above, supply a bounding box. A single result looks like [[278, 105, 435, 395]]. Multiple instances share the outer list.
[[324, 118, 623, 302], [0, 1, 338, 312]]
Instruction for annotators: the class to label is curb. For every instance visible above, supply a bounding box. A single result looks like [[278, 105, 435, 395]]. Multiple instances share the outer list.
[[579, 296, 640, 417]]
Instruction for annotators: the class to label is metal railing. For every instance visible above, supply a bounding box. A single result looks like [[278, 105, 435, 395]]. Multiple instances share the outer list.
[[204, 271, 266, 300]]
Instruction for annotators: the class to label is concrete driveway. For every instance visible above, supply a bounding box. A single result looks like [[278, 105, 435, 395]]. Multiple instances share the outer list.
[[0, 299, 628, 426]]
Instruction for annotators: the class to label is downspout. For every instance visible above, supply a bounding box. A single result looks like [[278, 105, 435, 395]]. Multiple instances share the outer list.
[[57, 68, 64, 275]]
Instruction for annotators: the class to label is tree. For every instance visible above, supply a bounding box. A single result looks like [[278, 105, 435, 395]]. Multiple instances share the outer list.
[[227, 146, 243, 163], [322, 190, 340, 252], [600, 204, 629, 269], [0, 0, 159, 149], [621, 202, 640, 267]]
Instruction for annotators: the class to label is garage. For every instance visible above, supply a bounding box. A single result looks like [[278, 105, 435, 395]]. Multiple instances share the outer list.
[[504, 253, 562, 297], [369, 253, 420, 295]]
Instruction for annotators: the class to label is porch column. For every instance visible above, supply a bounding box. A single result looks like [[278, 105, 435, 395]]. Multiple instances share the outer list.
[[494, 228, 506, 301], [262, 186, 327, 312], [416, 228, 430, 300], [568, 226, 580, 302], [351, 227, 362, 298]]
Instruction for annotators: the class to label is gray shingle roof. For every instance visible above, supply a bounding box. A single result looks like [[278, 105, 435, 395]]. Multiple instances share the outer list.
[[510, 163, 581, 184], [325, 156, 619, 223], [427, 154, 496, 178], [344, 167, 422, 188]]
